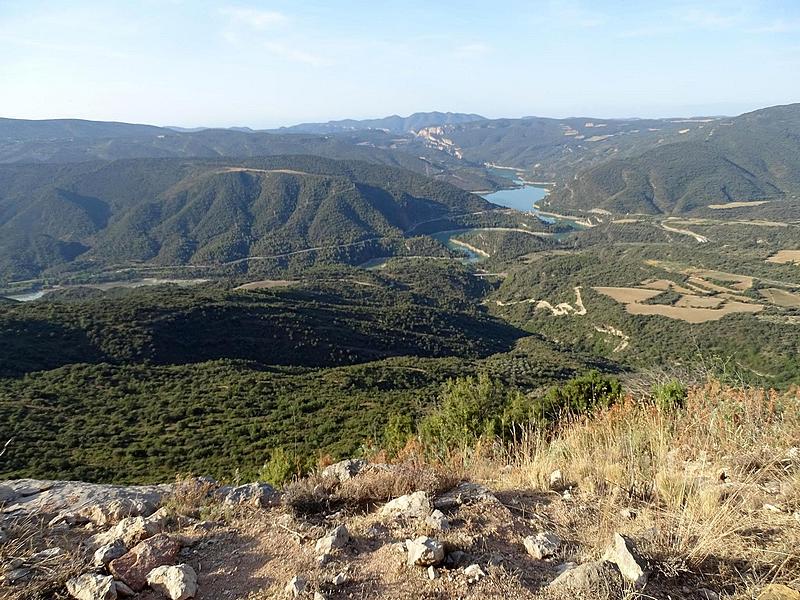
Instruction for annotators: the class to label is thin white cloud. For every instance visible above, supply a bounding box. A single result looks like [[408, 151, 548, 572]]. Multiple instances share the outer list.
[[263, 41, 330, 67], [221, 7, 288, 30], [679, 7, 743, 29], [452, 42, 491, 59], [749, 19, 800, 33], [547, 0, 607, 28]]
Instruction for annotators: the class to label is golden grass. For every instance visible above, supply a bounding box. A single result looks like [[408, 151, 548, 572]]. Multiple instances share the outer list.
[[760, 288, 800, 308]]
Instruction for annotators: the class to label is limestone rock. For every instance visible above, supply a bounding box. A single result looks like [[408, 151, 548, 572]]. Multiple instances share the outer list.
[[146, 564, 198, 600], [219, 482, 275, 508], [322, 459, 367, 482], [464, 563, 486, 583], [434, 482, 497, 510], [332, 572, 347, 585], [380, 491, 432, 520], [523, 532, 561, 559], [427, 565, 438, 580], [602, 533, 648, 588], [109, 534, 181, 591], [94, 540, 128, 568], [315, 524, 349, 554], [66, 574, 117, 600], [548, 560, 624, 599], [425, 509, 450, 532], [549, 470, 564, 490], [285, 575, 307, 597], [759, 584, 800, 600], [406, 536, 445, 566]]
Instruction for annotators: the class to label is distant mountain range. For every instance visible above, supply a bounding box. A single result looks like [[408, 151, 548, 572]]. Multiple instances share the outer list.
[[0, 156, 491, 282], [271, 111, 486, 134], [2, 104, 800, 217]]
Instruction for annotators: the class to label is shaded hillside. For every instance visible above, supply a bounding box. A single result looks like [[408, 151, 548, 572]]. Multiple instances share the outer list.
[[545, 103, 800, 214], [0, 156, 491, 281]]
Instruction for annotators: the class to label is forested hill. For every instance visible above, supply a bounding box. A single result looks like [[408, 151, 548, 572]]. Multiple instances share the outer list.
[[0, 117, 168, 140], [273, 111, 486, 134], [0, 156, 491, 282], [543, 103, 800, 214]]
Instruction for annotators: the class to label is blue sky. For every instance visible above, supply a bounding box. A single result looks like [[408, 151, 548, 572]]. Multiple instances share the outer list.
[[1, 0, 799, 127]]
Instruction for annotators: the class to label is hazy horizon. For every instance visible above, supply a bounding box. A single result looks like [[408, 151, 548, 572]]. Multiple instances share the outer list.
[[2, 0, 799, 128]]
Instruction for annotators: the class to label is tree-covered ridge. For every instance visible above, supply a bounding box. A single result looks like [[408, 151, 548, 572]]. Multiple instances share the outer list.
[[544, 103, 800, 214], [0, 156, 492, 282]]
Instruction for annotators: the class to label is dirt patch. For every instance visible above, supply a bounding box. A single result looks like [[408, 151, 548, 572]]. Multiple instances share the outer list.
[[235, 280, 298, 290], [593, 287, 662, 304], [707, 201, 771, 209], [625, 301, 763, 323], [640, 279, 695, 295], [674, 295, 724, 309], [767, 250, 800, 265], [760, 288, 800, 308]]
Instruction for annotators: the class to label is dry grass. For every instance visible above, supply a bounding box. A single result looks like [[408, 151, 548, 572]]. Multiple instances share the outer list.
[[458, 383, 800, 597]]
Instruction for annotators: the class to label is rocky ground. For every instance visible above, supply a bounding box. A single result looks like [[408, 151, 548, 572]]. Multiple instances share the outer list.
[[3, 384, 800, 599]]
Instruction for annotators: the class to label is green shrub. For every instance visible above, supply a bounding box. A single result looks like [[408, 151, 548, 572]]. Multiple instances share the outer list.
[[382, 413, 414, 457], [652, 380, 688, 411], [419, 373, 508, 453], [538, 370, 623, 421], [258, 448, 296, 486]]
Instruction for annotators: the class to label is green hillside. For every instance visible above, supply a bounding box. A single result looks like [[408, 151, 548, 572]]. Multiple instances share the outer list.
[[0, 156, 491, 282], [544, 103, 800, 214]]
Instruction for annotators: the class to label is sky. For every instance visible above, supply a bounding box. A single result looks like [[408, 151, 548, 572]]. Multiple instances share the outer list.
[[1, 0, 799, 128]]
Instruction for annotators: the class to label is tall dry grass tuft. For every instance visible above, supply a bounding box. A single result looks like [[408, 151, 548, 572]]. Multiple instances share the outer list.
[[456, 382, 800, 592]]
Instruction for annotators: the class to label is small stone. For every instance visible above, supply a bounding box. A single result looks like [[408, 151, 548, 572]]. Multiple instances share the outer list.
[[146, 564, 198, 600], [94, 540, 128, 567], [406, 536, 445, 566], [66, 573, 117, 600], [549, 469, 564, 489], [314, 593, 327, 600], [603, 533, 648, 588], [434, 482, 497, 509], [548, 561, 624, 597], [321, 459, 367, 482], [317, 553, 332, 567], [332, 572, 347, 586], [285, 575, 307, 597], [2, 567, 32, 584], [427, 565, 438, 580], [30, 547, 65, 562], [523, 532, 561, 559], [698, 588, 720, 600], [220, 483, 275, 508], [464, 564, 486, 583], [315, 525, 349, 554], [109, 534, 181, 591], [380, 491, 432, 520], [425, 509, 449, 532], [114, 581, 135, 597]]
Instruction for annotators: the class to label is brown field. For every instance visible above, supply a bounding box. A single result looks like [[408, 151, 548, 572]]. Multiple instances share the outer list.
[[675, 295, 724, 309], [640, 278, 695, 294], [767, 250, 800, 265], [625, 301, 763, 323], [707, 200, 771, 209], [694, 269, 753, 291], [235, 279, 298, 290], [760, 288, 800, 308], [593, 286, 662, 303]]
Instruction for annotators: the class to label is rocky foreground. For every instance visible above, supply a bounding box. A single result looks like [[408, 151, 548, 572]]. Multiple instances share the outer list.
[[2, 455, 800, 600]]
